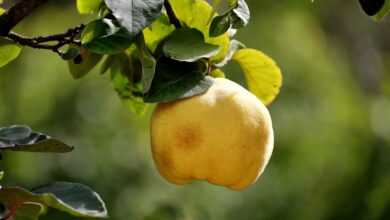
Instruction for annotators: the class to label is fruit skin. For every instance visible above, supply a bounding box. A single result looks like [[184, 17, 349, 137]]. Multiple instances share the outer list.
[[150, 78, 274, 190]]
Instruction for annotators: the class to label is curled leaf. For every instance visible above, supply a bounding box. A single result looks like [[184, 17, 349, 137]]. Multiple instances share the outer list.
[[169, 0, 230, 62], [163, 28, 220, 62]]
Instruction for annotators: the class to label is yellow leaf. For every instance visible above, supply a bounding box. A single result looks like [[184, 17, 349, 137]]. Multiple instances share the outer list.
[[77, 0, 101, 14], [143, 14, 175, 52], [0, 8, 5, 16], [210, 68, 226, 78], [233, 48, 282, 105], [169, 0, 230, 62]]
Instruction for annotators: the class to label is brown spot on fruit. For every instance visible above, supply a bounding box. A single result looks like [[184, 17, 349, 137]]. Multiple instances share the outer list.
[[175, 126, 202, 150]]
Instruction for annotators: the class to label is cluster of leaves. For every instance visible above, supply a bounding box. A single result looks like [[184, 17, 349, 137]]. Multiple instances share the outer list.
[[0, 1, 388, 114], [0, 0, 387, 219], [0, 125, 107, 220], [0, 0, 283, 218], [0, 0, 283, 115], [73, 0, 282, 114], [0, 0, 284, 217]]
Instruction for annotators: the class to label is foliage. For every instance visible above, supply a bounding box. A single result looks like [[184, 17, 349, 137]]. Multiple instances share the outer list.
[[0, 126, 107, 219], [0, 0, 389, 219]]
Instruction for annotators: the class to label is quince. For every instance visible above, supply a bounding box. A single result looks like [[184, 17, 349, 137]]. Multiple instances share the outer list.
[[150, 78, 274, 190]]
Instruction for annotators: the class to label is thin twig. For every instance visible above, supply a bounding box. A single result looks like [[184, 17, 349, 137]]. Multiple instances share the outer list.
[[0, 0, 85, 57], [5, 25, 85, 57], [164, 0, 181, 28], [30, 24, 85, 43]]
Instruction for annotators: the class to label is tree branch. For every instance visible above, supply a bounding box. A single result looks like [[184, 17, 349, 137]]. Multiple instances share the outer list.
[[5, 25, 85, 56], [0, 0, 85, 57], [0, 0, 49, 36], [0, 0, 182, 58]]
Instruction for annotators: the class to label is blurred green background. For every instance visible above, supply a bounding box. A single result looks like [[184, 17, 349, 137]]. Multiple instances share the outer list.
[[1, 0, 390, 219]]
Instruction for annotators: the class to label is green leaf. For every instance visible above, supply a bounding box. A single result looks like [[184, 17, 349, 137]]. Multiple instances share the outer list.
[[122, 95, 148, 115], [110, 53, 148, 115], [68, 47, 102, 79], [168, 0, 230, 62], [233, 48, 282, 105], [230, 0, 250, 29], [209, 13, 231, 37], [61, 47, 80, 60], [0, 125, 74, 153], [144, 57, 212, 103], [0, 38, 22, 68], [110, 60, 149, 115], [136, 35, 157, 93], [110, 53, 135, 83], [0, 125, 31, 141], [0, 171, 3, 181], [373, 0, 390, 21], [100, 55, 115, 75], [77, 0, 102, 14], [208, 0, 249, 37], [0, 139, 74, 153], [143, 14, 175, 52], [163, 28, 220, 62], [0, 182, 107, 218], [14, 203, 45, 220], [82, 19, 134, 54], [104, 0, 163, 37], [140, 54, 156, 93]]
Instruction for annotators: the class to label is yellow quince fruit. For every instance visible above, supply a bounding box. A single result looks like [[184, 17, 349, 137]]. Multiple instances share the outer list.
[[150, 78, 274, 190]]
